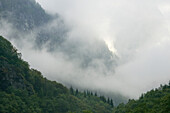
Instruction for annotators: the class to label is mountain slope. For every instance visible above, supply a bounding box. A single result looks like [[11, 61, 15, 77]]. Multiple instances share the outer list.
[[0, 0, 51, 31], [0, 35, 113, 113], [113, 83, 170, 113], [0, 0, 67, 49]]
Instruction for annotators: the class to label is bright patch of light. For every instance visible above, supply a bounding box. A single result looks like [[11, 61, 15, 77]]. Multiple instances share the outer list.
[[104, 38, 117, 55]]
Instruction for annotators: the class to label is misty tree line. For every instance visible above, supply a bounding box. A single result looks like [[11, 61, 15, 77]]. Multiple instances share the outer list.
[[70, 86, 114, 108], [113, 82, 170, 113]]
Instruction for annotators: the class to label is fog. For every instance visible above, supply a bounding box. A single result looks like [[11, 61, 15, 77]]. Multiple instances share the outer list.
[[1, 0, 170, 99]]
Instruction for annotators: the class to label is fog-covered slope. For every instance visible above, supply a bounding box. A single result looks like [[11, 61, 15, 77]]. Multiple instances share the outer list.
[[0, 0, 50, 31], [0, 0, 67, 48]]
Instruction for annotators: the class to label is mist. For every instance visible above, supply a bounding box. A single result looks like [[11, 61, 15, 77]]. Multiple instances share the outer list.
[[1, 0, 170, 99]]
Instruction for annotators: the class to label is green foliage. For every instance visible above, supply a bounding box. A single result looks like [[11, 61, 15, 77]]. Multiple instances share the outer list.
[[113, 83, 170, 113], [0, 36, 113, 113]]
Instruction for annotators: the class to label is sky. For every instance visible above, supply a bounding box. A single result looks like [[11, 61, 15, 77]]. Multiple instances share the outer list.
[[1, 0, 170, 99]]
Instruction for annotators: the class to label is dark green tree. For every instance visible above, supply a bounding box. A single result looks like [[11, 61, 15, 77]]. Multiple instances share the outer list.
[[70, 86, 74, 95], [75, 89, 79, 96], [110, 99, 114, 108]]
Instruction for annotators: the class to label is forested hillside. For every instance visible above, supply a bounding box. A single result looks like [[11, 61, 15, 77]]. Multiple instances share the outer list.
[[113, 82, 170, 113], [0, 36, 113, 113], [0, 34, 170, 113]]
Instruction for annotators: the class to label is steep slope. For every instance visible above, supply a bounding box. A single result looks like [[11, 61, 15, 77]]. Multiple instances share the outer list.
[[0, 35, 114, 113], [113, 83, 170, 113], [0, 0, 51, 31], [0, 0, 67, 48]]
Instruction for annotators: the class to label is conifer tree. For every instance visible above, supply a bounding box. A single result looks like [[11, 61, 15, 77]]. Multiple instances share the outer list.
[[110, 99, 114, 108], [75, 89, 78, 96], [70, 86, 74, 95]]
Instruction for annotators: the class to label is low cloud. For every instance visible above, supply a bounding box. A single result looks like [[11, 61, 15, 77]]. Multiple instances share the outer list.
[[0, 0, 170, 100]]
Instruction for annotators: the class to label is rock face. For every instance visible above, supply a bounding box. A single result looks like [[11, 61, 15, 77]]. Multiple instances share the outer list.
[[0, 0, 67, 49], [0, 0, 51, 31]]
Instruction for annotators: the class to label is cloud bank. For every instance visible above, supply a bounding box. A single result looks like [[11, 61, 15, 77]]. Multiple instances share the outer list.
[[1, 0, 170, 99]]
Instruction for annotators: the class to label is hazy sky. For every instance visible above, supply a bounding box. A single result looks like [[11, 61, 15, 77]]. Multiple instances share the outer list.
[[1, 0, 170, 99]]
